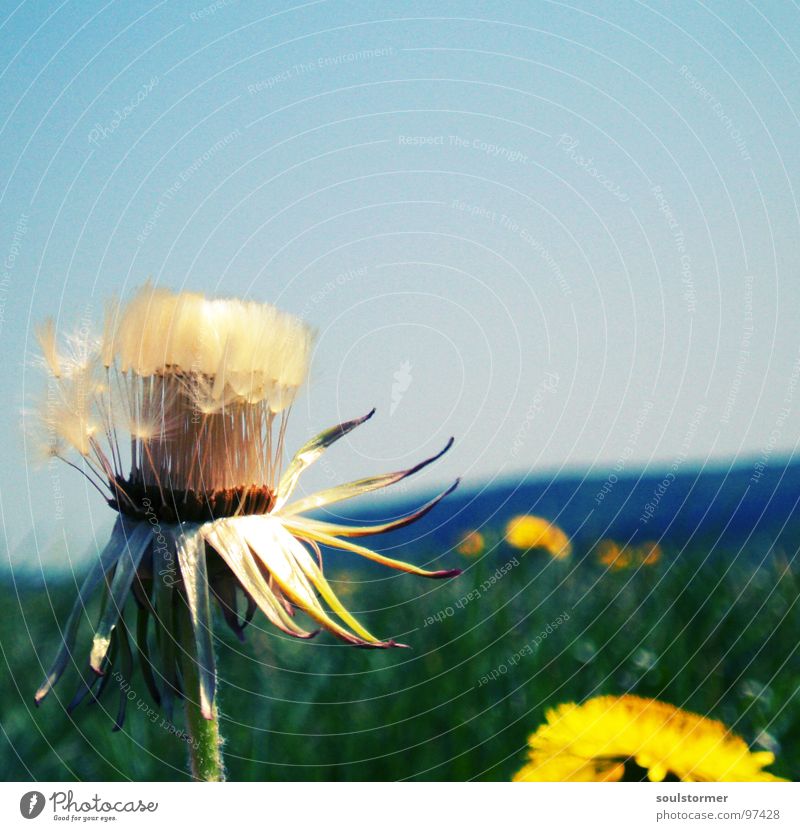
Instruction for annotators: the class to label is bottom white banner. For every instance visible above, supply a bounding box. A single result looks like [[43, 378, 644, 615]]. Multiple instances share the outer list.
[[1, 782, 796, 830]]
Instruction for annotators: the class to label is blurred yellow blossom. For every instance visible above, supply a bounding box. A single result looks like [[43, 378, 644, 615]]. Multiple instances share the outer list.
[[457, 530, 486, 557], [514, 695, 787, 782], [639, 541, 662, 566], [597, 539, 662, 569], [597, 539, 631, 570], [505, 515, 571, 560]]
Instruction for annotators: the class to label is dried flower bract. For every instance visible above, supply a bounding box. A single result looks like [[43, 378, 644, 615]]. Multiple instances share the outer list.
[[32, 284, 459, 725]]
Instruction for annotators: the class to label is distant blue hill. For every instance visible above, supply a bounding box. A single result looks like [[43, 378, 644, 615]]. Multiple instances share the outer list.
[[8, 457, 798, 581], [336, 456, 800, 560]]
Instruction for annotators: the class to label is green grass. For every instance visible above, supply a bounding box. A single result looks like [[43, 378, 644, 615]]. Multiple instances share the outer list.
[[2, 540, 798, 781]]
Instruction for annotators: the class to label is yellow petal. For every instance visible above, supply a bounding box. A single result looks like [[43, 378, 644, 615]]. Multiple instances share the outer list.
[[236, 515, 394, 647], [283, 519, 460, 579], [202, 520, 316, 639]]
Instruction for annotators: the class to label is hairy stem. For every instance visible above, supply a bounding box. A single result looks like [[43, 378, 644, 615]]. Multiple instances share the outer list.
[[178, 603, 225, 781], [184, 694, 224, 782]]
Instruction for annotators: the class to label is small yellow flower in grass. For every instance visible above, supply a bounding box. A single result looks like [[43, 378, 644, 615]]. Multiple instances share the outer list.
[[505, 515, 571, 559], [639, 541, 662, 566], [457, 530, 485, 557], [597, 539, 632, 570], [597, 539, 662, 569], [513, 695, 787, 782]]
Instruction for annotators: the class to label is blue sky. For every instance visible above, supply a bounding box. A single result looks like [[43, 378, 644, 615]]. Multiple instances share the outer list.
[[1, 1, 799, 562]]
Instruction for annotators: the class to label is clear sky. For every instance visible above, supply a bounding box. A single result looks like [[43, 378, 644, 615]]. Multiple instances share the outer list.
[[1, 1, 799, 564]]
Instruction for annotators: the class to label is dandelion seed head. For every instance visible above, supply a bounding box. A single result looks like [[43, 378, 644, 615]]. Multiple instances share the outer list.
[[30, 284, 317, 512]]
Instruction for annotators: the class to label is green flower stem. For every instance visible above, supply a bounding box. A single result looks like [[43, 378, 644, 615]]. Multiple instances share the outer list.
[[178, 603, 225, 782], [184, 693, 224, 782]]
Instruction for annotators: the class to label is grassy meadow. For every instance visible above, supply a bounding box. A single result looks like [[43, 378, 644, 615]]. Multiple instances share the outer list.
[[2, 520, 798, 781]]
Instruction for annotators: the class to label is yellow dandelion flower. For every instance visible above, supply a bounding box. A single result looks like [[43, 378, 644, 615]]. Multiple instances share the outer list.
[[597, 539, 632, 570], [639, 541, 662, 566], [545, 525, 572, 560], [505, 515, 571, 559], [518, 753, 626, 782], [597, 539, 620, 566], [457, 530, 485, 557], [513, 695, 787, 782]]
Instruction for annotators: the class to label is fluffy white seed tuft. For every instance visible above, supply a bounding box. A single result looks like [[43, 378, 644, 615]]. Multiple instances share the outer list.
[[31, 283, 315, 495], [35, 319, 62, 378], [112, 283, 314, 412]]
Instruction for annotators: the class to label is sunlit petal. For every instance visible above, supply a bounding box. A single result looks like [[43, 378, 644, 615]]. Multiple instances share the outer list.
[[202, 520, 316, 639], [284, 518, 461, 579], [236, 515, 394, 647]]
